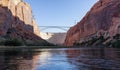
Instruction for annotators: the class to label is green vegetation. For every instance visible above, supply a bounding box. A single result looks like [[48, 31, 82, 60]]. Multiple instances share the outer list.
[[73, 35, 106, 46], [0, 34, 119, 48], [0, 38, 23, 46], [111, 40, 120, 47], [73, 34, 120, 48], [106, 34, 120, 47], [24, 40, 55, 46], [0, 37, 55, 46]]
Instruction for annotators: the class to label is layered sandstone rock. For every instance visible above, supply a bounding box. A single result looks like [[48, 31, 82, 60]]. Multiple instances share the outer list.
[[16, 1, 33, 30], [0, 0, 46, 45], [65, 0, 120, 46], [32, 19, 40, 36], [0, 0, 40, 35]]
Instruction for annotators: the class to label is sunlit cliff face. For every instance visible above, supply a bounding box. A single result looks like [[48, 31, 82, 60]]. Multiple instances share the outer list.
[[0, 0, 22, 6], [0, 0, 41, 37], [0, 0, 8, 6], [10, 0, 22, 5]]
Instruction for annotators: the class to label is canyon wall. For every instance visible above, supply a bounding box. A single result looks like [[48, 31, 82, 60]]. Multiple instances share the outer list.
[[65, 0, 120, 46], [40, 32, 66, 45], [0, 0, 47, 45]]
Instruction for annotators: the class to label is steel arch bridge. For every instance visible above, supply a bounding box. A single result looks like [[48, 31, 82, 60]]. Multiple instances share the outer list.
[[39, 26, 71, 31]]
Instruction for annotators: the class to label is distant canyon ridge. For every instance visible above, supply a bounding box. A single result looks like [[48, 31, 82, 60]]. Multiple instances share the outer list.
[[40, 32, 66, 45], [64, 0, 120, 47]]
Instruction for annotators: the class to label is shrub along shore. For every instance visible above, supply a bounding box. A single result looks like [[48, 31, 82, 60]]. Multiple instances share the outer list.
[[73, 34, 120, 48], [0, 34, 119, 48]]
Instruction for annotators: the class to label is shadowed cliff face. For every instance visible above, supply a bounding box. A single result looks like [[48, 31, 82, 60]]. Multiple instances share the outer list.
[[0, 0, 55, 46], [65, 0, 120, 46], [0, 0, 40, 37], [0, 6, 47, 45], [0, 0, 48, 46], [0, 7, 12, 36]]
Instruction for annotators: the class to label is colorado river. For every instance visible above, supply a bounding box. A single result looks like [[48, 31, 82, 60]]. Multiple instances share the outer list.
[[0, 48, 120, 70]]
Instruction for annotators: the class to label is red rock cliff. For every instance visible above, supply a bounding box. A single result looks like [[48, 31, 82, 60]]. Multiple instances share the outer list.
[[65, 0, 120, 46], [0, 0, 46, 45]]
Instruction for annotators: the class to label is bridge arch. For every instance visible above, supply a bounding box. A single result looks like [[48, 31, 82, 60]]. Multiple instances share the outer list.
[[39, 26, 71, 32]]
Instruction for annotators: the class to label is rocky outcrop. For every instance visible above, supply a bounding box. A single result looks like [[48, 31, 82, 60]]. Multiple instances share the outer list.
[[65, 0, 120, 46], [0, 0, 47, 46]]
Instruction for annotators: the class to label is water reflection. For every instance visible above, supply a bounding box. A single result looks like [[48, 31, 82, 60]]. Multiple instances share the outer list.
[[0, 50, 34, 70], [66, 48, 120, 70], [0, 48, 119, 70]]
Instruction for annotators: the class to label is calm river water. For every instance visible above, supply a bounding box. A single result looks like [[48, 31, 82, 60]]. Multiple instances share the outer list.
[[0, 48, 120, 70]]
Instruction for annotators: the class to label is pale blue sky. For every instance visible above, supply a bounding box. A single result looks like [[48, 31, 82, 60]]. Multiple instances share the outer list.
[[24, 0, 98, 32]]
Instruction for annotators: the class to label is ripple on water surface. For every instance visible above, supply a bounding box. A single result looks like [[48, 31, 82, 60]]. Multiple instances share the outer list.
[[0, 48, 120, 70]]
